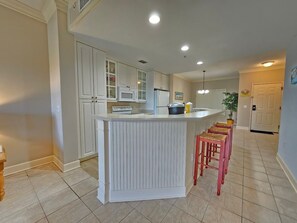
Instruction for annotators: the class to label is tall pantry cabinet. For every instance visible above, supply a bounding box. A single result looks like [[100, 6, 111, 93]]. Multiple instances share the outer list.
[[76, 42, 107, 158]]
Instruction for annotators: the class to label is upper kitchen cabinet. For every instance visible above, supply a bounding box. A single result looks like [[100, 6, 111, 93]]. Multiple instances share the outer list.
[[77, 42, 106, 99], [106, 59, 117, 100], [137, 70, 147, 102], [118, 63, 137, 89], [154, 71, 170, 91]]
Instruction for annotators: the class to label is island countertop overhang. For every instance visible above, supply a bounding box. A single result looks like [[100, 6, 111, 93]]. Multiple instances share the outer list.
[[94, 109, 224, 121]]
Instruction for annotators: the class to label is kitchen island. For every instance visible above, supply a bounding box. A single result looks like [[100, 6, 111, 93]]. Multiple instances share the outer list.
[[95, 109, 224, 204]]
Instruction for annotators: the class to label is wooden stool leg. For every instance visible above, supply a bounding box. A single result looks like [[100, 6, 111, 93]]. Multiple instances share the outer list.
[[200, 141, 205, 176], [217, 141, 225, 195], [0, 163, 4, 201], [193, 136, 200, 185]]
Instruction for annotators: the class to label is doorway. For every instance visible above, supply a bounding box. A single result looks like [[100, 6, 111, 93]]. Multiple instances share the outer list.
[[250, 83, 282, 133]]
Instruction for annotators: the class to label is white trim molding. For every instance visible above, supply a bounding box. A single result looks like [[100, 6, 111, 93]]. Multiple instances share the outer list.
[[4, 156, 53, 176], [4, 155, 81, 176], [52, 156, 81, 172], [236, 126, 249, 130], [109, 187, 186, 203], [0, 0, 46, 23], [276, 154, 297, 193]]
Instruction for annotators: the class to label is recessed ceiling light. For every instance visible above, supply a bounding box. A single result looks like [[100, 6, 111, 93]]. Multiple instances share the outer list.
[[197, 61, 203, 65], [262, 61, 274, 67], [181, 45, 189, 51], [149, 14, 160, 24]]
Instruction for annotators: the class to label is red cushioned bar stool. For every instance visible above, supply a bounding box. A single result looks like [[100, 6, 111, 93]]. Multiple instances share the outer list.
[[215, 122, 233, 160], [193, 132, 228, 195], [207, 127, 231, 175]]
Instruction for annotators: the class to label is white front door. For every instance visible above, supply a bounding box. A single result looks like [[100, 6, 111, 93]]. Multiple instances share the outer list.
[[251, 83, 282, 132]]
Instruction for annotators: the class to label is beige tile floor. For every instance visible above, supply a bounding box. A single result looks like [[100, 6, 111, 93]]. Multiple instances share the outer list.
[[1, 129, 297, 223]]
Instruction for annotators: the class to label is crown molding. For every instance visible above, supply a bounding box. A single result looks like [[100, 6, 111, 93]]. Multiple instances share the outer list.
[[239, 65, 285, 74], [56, 0, 67, 13], [0, 0, 46, 23], [190, 75, 239, 83], [42, 0, 56, 22]]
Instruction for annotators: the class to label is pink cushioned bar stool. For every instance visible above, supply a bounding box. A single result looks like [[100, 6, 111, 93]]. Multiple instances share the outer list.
[[207, 127, 231, 175], [215, 122, 233, 160], [193, 132, 228, 195]]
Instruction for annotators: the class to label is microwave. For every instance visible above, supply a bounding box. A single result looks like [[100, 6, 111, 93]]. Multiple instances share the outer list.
[[118, 87, 137, 102]]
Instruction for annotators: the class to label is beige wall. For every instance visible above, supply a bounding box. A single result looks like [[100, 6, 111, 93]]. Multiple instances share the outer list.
[[170, 75, 192, 103], [0, 6, 52, 166], [191, 78, 239, 107], [237, 68, 285, 127]]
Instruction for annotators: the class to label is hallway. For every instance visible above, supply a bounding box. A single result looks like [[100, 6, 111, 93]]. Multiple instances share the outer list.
[[0, 129, 296, 223]]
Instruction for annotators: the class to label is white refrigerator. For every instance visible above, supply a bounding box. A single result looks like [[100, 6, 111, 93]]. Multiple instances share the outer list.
[[154, 90, 170, 114]]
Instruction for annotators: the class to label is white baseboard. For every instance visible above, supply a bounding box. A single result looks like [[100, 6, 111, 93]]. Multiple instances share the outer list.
[[108, 187, 186, 203], [52, 156, 80, 172], [4, 155, 81, 176], [4, 156, 53, 176], [236, 126, 249, 130], [276, 154, 297, 193]]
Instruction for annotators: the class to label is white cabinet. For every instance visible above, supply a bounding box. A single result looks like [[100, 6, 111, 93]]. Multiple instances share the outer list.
[[118, 63, 137, 89], [77, 42, 93, 99], [161, 74, 170, 91], [76, 42, 107, 158], [137, 70, 147, 102], [106, 59, 117, 100], [154, 71, 162, 89], [93, 48, 106, 99], [77, 42, 106, 99], [153, 71, 169, 91], [79, 99, 107, 158]]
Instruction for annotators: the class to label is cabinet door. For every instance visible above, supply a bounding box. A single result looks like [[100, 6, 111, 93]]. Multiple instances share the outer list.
[[77, 42, 93, 99], [106, 60, 117, 100], [138, 70, 147, 102], [79, 100, 96, 157], [154, 72, 162, 89], [94, 100, 107, 114], [161, 74, 169, 91], [127, 65, 137, 89], [118, 63, 137, 89], [93, 48, 106, 99], [118, 63, 129, 88]]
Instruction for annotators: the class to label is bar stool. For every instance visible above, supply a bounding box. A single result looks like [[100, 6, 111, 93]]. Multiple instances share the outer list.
[[193, 132, 228, 195], [208, 127, 231, 174], [215, 122, 233, 159]]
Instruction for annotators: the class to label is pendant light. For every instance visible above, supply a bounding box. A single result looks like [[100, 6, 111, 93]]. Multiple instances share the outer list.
[[198, 70, 209, 94]]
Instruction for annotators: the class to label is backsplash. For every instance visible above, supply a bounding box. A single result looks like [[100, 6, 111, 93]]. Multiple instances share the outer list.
[[107, 102, 141, 113], [107, 102, 148, 113]]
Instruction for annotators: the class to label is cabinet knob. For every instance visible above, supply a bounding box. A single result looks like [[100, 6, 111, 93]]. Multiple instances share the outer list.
[[92, 100, 94, 103], [91, 96, 94, 99], [95, 100, 98, 103], [95, 97, 97, 99]]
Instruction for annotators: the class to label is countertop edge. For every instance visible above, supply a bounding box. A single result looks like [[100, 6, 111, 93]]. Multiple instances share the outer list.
[[94, 109, 225, 121]]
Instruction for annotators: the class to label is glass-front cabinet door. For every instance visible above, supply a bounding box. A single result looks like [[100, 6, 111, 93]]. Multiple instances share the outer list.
[[137, 70, 147, 102], [106, 59, 117, 100]]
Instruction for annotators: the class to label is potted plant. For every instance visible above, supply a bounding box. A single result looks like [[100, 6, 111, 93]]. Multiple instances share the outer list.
[[222, 92, 238, 125]]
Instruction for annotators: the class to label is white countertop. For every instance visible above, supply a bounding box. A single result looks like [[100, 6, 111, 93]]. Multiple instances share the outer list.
[[94, 109, 224, 121]]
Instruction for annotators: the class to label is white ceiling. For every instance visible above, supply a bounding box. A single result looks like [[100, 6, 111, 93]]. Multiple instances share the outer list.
[[71, 0, 297, 81]]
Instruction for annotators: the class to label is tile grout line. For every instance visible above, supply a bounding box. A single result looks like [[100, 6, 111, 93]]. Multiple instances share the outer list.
[[25, 168, 52, 223], [256, 136, 282, 223]]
